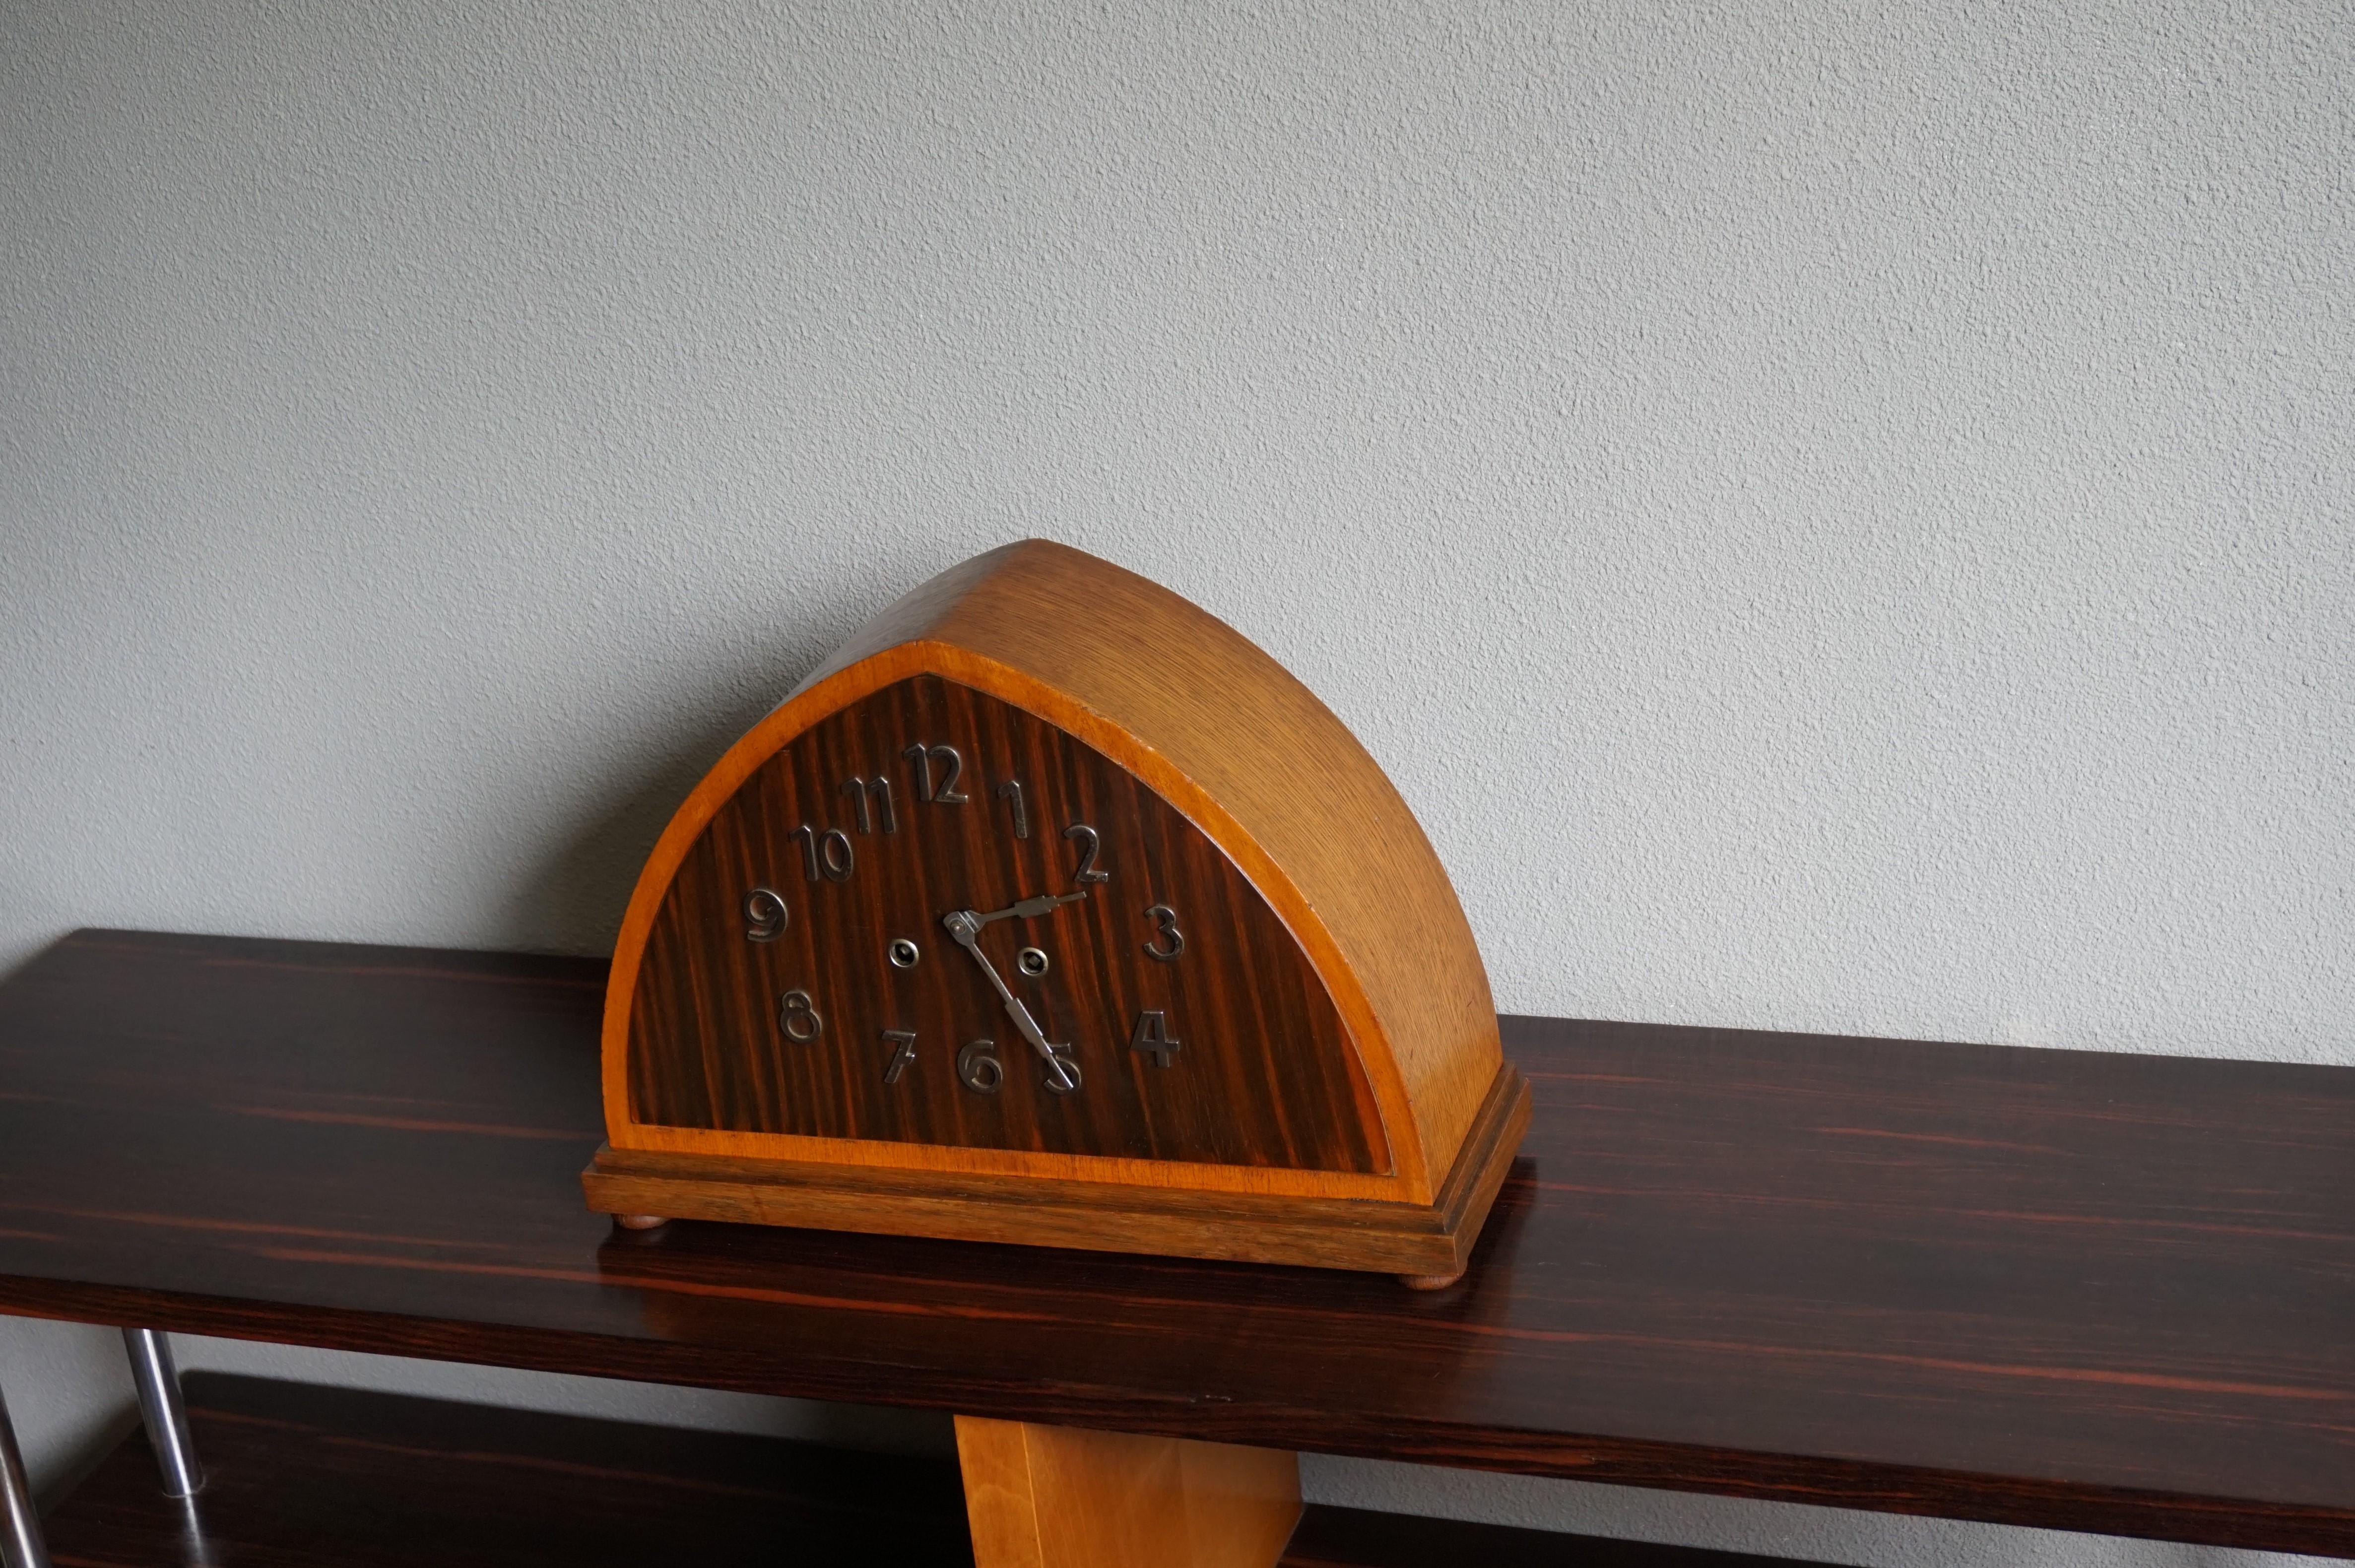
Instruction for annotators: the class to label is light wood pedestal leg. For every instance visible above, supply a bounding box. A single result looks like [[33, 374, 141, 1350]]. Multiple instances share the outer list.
[[955, 1416, 1301, 1568]]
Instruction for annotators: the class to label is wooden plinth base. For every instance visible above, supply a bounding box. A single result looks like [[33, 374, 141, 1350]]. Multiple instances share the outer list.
[[958, 1416, 1301, 1568], [583, 1065, 1527, 1278]]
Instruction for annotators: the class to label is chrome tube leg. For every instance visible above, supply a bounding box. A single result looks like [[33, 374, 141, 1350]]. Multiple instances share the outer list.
[[121, 1330, 201, 1498], [0, 1377, 50, 1568]]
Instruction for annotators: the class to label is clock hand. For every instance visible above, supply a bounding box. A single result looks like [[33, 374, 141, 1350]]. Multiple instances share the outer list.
[[942, 910, 1078, 1090], [969, 891, 1088, 926]]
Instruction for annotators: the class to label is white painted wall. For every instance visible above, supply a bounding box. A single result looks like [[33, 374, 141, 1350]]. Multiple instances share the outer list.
[[2, 1, 2347, 1562]]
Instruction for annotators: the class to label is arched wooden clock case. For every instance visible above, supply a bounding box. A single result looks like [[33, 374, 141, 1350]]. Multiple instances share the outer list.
[[583, 541, 1528, 1283]]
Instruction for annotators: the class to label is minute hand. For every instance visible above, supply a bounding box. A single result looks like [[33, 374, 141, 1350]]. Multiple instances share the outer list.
[[941, 910, 1074, 1086]]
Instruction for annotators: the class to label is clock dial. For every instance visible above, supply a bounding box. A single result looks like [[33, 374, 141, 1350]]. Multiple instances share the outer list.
[[628, 674, 1392, 1175]]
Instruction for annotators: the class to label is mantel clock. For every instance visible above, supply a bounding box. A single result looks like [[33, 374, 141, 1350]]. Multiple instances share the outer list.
[[584, 541, 1528, 1285]]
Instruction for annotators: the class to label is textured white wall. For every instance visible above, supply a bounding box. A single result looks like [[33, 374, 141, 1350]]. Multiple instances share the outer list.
[[2, 1, 2347, 1563]]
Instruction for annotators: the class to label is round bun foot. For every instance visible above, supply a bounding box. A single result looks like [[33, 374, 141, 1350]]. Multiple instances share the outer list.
[[614, 1214, 670, 1231], [1397, 1269, 1464, 1291]]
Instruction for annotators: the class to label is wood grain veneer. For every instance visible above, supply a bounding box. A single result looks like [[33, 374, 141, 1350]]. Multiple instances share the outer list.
[[627, 673, 1388, 1175], [955, 1417, 1301, 1568], [1, 931, 2350, 1558]]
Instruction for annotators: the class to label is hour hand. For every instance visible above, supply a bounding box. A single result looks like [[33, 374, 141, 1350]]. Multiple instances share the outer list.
[[972, 891, 1087, 925], [940, 911, 1039, 1036], [939, 910, 1075, 1087]]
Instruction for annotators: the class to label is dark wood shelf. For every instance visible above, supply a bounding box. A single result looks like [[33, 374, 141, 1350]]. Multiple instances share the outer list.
[[0, 931, 2349, 1558], [49, 1374, 1817, 1568], [48, 1373, 974, 1567]]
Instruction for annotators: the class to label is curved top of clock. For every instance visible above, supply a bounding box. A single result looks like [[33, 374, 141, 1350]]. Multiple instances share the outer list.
[[603, 540, 1499, 1203]]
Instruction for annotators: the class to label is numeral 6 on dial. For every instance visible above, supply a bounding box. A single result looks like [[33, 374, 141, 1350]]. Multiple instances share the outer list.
[[957, 1039, 1003, 1094]]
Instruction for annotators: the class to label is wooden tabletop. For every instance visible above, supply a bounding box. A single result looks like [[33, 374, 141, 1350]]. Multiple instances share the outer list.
[[0, 930, 2347, 1557]]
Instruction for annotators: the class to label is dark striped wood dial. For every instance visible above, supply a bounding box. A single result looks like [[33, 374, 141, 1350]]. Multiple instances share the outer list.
[[627, 675, 1391, 1174]]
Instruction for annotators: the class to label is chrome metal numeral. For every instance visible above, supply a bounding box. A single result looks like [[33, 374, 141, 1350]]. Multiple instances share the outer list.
[[902, 742, 969, 804], [957, 1038, 1003, 1093], [1042, 1043, 1082, 1095], [1130, 1010, 1180, 1067], [839, 776, 898, 834], [792, 824, 855, 883], [1062, 823, 1109, 884], [995, 780, 1029, 839], [1143, 904, 1184, 962], [881, 1028, 917, 1085], [779, 988, 823, 1042], [744, 887, 788, 942]]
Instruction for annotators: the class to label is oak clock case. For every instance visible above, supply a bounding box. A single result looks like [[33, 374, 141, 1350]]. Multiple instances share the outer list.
[[585, 540, 1530, 1285]]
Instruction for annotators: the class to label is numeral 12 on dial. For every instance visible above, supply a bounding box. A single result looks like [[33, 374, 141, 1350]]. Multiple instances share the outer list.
[[903, 743, 968, 803]]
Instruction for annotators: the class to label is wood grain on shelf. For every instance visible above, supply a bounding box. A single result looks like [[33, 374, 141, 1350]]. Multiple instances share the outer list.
[[38, 1374, 1830, 1568], [603, 541, 1504, 1204], [42, 1372, 976, 1568], [956, 1416, 1301, 1568], [0, 930, 2351, 1557]]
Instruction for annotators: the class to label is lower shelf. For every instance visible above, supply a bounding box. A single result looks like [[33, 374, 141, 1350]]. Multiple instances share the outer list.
[[46, 1375, 1829, 1567], [47, 1373, 973, 1568]]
